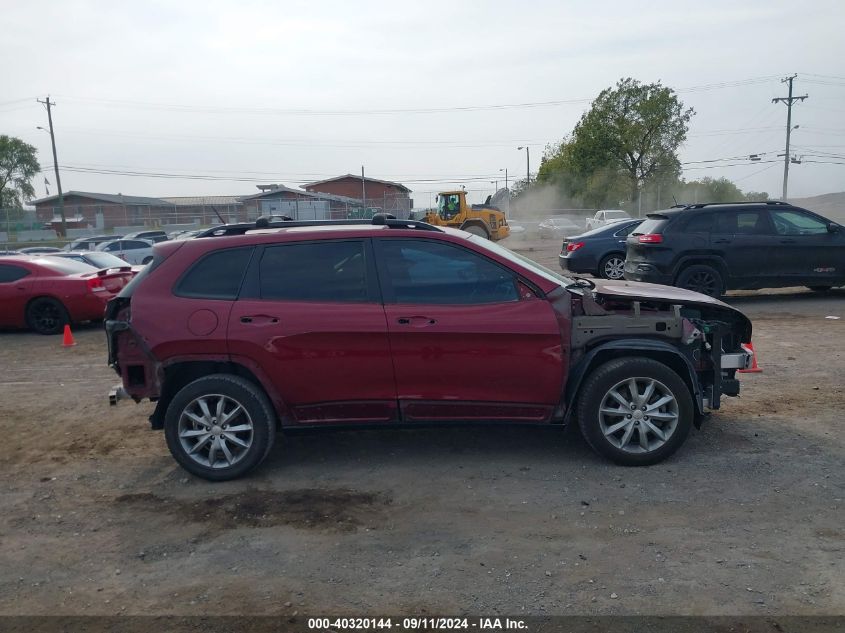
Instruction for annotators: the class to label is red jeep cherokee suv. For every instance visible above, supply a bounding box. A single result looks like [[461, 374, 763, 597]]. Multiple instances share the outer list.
[[106, 217, 753, 480]]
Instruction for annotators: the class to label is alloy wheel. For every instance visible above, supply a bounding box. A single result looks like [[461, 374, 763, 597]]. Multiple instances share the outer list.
[[177, 394, 255, 469], [603, 256, 626, 280], [31, 302, 62, 333], [683, 270, 718, 296], [598, 377, 679, 454]]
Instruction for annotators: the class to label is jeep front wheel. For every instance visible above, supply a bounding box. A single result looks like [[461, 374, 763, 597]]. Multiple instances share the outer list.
[[577, 357, 693, 466], [164, 374, 276, 481]]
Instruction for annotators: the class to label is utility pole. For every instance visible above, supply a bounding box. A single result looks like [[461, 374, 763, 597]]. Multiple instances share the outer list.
[[37, 97, 67, 237], [517, 146, 530, 187], [361, 166, 367, 210], [499, 168, 509, 217], [772, 75, 807, 200]]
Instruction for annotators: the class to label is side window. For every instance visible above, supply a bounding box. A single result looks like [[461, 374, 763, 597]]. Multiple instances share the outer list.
[[0, 264, 30, 283], [714, 211, 770, 235], [259, 241, 369, 302], [771, 210, 829, 236], [175, 247, 253, 300], [379, 239, 518, 305], [104, 242, 121, 252], [124, 240, 148, 250], [684, 213, 714, 233], [614, 223, 639, 237]]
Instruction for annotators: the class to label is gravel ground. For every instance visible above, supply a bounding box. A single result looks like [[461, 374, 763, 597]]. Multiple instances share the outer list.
[[0, 237, 843, 617]]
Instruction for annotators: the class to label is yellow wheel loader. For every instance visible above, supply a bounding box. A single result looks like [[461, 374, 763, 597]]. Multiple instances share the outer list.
[[423, 191, 510, 241]]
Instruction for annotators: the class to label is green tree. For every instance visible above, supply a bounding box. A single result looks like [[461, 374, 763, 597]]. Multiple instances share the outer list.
[[0, 135, 41, 220], [539, 78, 694, 205], [668, 177, 771, 206]]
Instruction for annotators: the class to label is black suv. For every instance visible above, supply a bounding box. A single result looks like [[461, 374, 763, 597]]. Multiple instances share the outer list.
[[624, 201, 845, 297]]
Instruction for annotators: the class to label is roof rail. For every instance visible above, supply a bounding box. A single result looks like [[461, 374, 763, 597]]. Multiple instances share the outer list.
[[683, 200, 792, 209], [195, 215, 443, 238]]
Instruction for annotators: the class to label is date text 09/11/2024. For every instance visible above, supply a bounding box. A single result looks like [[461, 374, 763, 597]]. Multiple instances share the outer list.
[[306, 617, 528, 630]]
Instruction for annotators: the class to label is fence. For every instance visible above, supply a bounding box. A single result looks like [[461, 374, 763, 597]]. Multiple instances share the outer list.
[[25, 203, 243, 231]]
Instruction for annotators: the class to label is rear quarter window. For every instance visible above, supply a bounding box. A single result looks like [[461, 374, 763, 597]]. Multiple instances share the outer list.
[[0, 264, 31, 283], [174, 247, 254, 300], [683, 213, 714, 233]]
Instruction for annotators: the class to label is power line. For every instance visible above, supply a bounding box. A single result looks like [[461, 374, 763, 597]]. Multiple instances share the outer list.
[[42, 164, 510, 185], [733, 162, 781, 182], [801, 72, 845, 81], [49, 76, 784, 117], [681, 160, 780, 171], [35, 126, 548, 149]]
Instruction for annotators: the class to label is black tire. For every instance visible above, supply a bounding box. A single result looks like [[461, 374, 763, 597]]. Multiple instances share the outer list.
[[576, 357, 694, 466], [808, 285, 832, 292], [142, 256, 153, 265], [164, 374, 277, 481], [25, 297, 70, 335], [598, 253, 626, 280], [676, 264, 723, 298]]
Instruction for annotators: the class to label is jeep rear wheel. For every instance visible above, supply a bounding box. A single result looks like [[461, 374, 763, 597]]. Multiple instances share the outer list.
[[164, 374, 276, 481], [676, 265, 723, 298], [577, 357, 693, 466]]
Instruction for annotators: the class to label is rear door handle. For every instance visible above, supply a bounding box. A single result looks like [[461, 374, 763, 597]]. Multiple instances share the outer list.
[[397, 316, 437, 327], [780, 239, 797, 244], [713, 239, 732, 244]]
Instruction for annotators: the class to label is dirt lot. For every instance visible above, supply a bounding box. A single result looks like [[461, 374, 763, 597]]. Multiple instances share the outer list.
[[0, 236, 843, 617]]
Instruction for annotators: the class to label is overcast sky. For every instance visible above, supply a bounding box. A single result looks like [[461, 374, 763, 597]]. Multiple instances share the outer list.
[[2, 0, 844, 205]]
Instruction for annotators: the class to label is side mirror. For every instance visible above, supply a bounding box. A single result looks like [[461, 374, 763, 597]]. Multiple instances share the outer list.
[[828, 222, 841, 233]]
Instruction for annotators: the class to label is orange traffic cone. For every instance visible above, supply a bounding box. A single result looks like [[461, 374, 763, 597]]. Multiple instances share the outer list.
[[62, 324, 76, 347], [738, 342, 761, 373]]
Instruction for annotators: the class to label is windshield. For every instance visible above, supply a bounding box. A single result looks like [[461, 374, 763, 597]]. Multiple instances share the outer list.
[[467, 235, 574, 287], [437, 194, 461, 220], [37, 257, 99, 275], [606, 210, 629, 219]]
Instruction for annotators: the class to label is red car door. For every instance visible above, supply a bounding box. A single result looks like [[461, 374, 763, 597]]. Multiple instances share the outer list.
[[227, 239, 398, 424], [374, 237, 563, 423], [0, 261, 38, 328]]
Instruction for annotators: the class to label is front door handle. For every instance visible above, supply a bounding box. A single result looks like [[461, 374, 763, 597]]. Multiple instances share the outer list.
[[240, 315, 279, 324], [780, 239, 797, 244], [713, 239, 732, 244]]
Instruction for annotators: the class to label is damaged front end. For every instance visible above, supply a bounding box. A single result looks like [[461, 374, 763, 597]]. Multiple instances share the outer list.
[[563, 279, 753, 421]]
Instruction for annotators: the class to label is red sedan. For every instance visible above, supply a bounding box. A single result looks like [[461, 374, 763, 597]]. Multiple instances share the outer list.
[[0, 255, 134, 334]]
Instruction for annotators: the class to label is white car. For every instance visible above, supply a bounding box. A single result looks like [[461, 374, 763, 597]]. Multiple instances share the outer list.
[[585, 209, 632, 231], [95, 238, 155, 265]]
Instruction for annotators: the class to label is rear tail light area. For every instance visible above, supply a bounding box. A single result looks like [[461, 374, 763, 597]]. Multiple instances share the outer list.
[[566, 241, 585, 252], [87, 277, 106, 292], [637, 233, 664, 244]]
